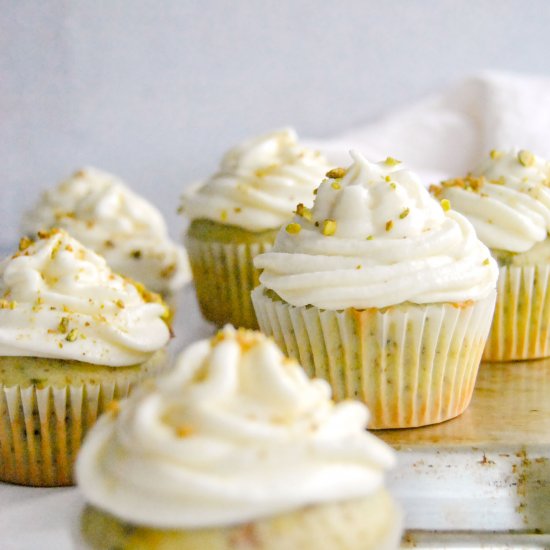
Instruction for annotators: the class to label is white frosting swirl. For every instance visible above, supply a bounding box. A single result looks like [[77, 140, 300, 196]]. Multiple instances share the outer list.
[[76, 326, 395, 529], [0, 230, 170, 366], [255, 152, 498, 309], [437, 149, 550, 253], [22, 167, 190, 294], [182, 129, 330, 231]]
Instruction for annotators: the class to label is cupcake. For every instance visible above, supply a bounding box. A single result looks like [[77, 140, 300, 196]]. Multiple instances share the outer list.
[[252, 151, 498, 429], [0, 229, 171, 486], [76, 326, 401, 549], [181, 128, 330, 329], [22, 167, 190, 298], [433, 149, 550, 361]]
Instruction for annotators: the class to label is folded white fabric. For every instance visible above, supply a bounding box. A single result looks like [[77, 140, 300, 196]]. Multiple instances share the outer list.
[[309, 71, 550, 185]]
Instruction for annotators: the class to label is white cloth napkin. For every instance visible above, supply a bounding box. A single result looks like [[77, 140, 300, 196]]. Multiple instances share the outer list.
[[309, 71, 550, 185]]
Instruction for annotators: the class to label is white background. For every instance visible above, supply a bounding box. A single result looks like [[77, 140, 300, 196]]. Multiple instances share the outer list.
[[2, 0, 550, 248]]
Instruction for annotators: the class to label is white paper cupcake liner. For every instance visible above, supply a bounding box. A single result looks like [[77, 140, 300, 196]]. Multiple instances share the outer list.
[[0, 352, 166, 487], [186, 236, 273, 329], [252, 287, 496, 429], [483, 264, 550, 361], [0, 382, 130, 486]]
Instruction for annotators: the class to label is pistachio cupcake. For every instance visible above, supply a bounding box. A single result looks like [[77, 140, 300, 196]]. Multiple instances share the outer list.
[[76, 326, 401, 550], [252, 151, 498, 429], [22, 167, 190, 298], [433, 149, 550, 361], [0, 229, 171, 486], [181, 128, 330, 329]]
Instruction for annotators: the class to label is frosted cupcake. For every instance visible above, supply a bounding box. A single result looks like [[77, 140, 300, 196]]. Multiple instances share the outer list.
[[252, 151, 498, 429], [433, 149, 550, 361], [76, 326, 401, 550], [22, 167, 190, 298], [0, 229, 170, 486], [181, 128, 330, 329]]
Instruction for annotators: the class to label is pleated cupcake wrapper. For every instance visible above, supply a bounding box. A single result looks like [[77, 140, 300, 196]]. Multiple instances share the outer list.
[[185, 235, 273, 329], [483, 264, 550, 362], [0, 368, 158, 487], [252, 288, 496, 429]]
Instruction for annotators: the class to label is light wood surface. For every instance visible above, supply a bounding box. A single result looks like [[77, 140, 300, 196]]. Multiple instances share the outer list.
[[378, 359, 550, 447]]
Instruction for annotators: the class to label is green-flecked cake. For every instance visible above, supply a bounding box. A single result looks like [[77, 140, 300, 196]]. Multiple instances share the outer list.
[[76, 327, 403, 549], [253, 151, 498, 429], [185, 220, 277, 328], [0, 229, 171, 486], [181, 128, 330, 329], [433, 149, 550, 361]]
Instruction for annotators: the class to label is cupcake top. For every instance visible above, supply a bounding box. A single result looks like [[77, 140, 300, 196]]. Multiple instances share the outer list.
[[432, 149, 550, 254], [182, 128, 330, 231], [76, 326, 395, 529], [254, 151, 498, 309], [0, 229, 170, 366], [22, 167, 190, 294]]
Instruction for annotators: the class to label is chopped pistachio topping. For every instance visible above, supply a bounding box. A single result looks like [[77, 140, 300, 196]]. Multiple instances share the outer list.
[[441, 199, 451, 212], [160, 263, 177, 279], [255, 164, 278, 178], [518, 149, 535, 167], [399, 207, 410, 219], [440, 175, 485, 193], [366, 235, 374, 241], [295, 203, 312, 221], [490, 149, 502, 160], [313, 188, 318, 195], [389, 182, 397, 190], [105, 400, 121, 417], [384, 175, 392, 182], [483, 258, 490, 266], [0, 299, 16, 310], [384, 157, 401, 166], [331, 181, 341, 190], [37, 228, 61, 240], [220, 209, 228, 221], [19, 236, 33, 251], [50, 240, 62, 260], [428, 184, 442, 197], [490, 176, 506, 185], [175, 424, 195, 438], [385, 220, 393, 232], [58, 317, 69, 334], [356, 265, 362, 270], [210, 327, 261, 352], [285, 223, 302, 235], [130, 249, 142, 259], [115, 299, 125, 309], [326, 167, 346, 179], [321, 219, 337, 236], [66, 328, 79, 342]]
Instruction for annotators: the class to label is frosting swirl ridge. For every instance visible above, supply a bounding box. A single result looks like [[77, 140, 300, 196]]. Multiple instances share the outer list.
[[182, 129, 330, 231], [436, 149, 550, 253], [254, 151, 498, 309], [76, 326, 395, 528], [22, 167, 189, 293], [0, 230, 170, 366]]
